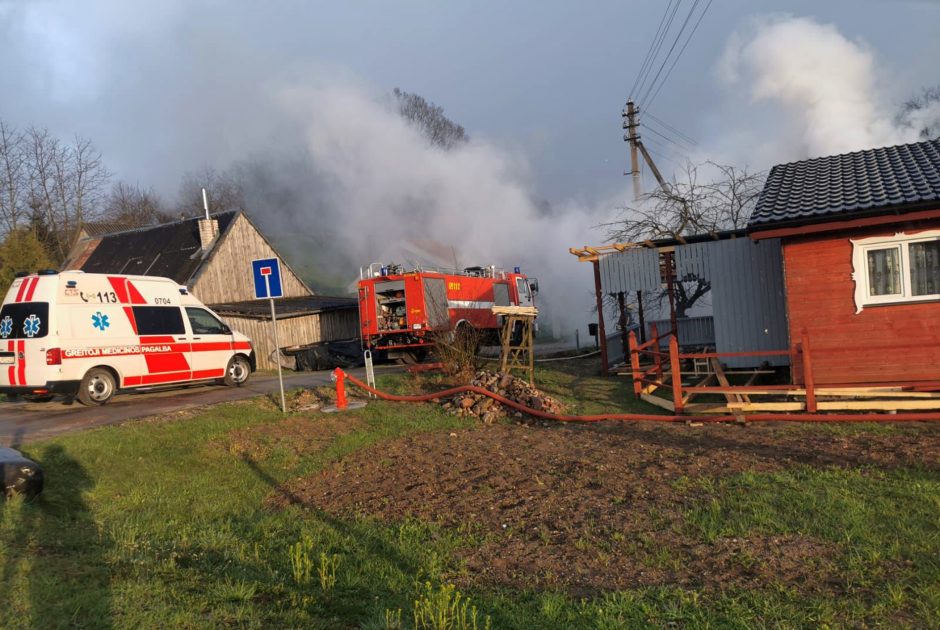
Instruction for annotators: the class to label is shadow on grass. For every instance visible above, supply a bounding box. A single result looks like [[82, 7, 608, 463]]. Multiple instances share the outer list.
[[1, 444, 111, 628]]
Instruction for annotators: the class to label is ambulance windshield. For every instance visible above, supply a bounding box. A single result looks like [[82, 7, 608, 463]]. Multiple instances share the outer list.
[[0, 303, 50, 340]]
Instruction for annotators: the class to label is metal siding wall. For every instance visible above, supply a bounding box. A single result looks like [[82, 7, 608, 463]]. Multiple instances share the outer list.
[[599, 248, 660, 293], [709, 238, 789, 368], [647, 316, 715, 347], [675, 242, 710, 280]]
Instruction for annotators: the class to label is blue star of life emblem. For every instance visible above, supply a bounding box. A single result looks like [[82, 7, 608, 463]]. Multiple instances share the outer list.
[[0, 316, 11, 338], [92, 311, 110, 331], [23, 314, 41, 338]]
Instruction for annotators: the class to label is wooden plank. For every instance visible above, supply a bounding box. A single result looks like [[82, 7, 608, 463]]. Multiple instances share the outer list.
[[491, 305, 538, 316], [640, 393, 675, 412], [682, 373, 715, 405], [725, 402, 805, 411], [710, 357, 747, 422], [683, 403, 735, 414], [817, 400, 940, 411]]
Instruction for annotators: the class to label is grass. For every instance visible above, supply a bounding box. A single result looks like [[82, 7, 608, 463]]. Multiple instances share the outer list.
[[1, 366, 938, 628]]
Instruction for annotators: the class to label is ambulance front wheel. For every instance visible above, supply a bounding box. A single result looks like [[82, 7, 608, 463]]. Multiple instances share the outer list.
[[224, 355, 251, 387], [77, 368, 116, 406]]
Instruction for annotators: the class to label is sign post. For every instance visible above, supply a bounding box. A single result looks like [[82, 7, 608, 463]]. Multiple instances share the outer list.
[[252, 258, 286, 413]]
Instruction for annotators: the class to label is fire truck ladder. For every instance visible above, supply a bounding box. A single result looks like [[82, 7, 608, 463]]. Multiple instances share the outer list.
[[493, 306, 538, 385]]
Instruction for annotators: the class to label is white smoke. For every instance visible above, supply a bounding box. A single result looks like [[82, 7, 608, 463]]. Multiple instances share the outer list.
[[258, 84, 599, 333], [717, 15, 936, 160]]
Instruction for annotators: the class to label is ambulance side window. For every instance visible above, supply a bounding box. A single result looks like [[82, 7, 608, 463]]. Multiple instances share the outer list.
[[186, 308, 228, 335], [132, 306, 185, 335]]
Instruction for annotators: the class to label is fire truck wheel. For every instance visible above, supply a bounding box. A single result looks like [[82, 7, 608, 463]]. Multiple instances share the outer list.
[[224, 355, 251, 387], [77, 368, 116, 406]]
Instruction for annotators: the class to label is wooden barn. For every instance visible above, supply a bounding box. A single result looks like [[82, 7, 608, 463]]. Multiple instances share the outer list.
[[63, 211, 358, 369], [748, 138, 940, 387]]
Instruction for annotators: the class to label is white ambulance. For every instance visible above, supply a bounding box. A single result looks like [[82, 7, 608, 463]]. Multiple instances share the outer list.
[[0, 271, 255, 405]]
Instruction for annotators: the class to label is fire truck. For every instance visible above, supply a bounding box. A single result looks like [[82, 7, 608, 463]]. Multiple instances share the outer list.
[[358, 263, 538, 362]]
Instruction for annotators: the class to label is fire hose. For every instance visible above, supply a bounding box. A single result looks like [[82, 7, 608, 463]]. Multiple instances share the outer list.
[[330, 368, 940, 424]]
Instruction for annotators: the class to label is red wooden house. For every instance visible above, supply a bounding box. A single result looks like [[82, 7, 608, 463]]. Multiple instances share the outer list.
[[748, 139, 940, 387]]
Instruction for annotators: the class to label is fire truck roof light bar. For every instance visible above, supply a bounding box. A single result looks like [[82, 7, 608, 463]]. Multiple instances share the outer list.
[[360, 262, 514, 280]]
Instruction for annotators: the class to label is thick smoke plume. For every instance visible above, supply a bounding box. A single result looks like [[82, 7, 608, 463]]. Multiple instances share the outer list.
[[233, 85, 598, 334], [718, 15, 940, 160]]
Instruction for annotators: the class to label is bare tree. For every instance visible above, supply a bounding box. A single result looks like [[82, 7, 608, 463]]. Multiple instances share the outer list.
[[25, 128, 110, 262], [393, 88, 468, 150], [605, 161, 765, 316], [104, 181, 171, 226], [897, 85, 940, 140], [177, 166, 246, 217], [0, 121, 28, 234]]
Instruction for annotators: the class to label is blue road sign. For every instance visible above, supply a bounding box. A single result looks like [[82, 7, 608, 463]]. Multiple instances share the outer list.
[[252, 258, 283, 300]]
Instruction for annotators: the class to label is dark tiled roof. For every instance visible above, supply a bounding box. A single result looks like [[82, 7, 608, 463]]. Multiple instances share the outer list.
[[749, 139, 940, 230], [78, 212, 238, 284], [209, 295, 356, 319]]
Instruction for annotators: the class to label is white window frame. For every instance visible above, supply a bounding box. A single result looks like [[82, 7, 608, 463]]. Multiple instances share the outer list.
[[851, 229, 940, 313]]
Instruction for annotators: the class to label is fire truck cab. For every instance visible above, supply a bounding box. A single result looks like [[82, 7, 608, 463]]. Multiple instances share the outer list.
[[0, 271, 255, 405], [358, 263, 538, 362]]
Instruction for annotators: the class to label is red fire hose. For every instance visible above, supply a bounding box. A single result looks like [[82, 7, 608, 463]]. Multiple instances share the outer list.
[[331, 369, 940, 424]]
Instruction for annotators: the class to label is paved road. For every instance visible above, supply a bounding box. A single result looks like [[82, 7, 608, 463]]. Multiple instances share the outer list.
[[0, 367, 392, 446]]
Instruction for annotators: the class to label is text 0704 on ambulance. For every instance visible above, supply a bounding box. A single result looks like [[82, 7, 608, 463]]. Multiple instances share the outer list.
[[0, 270, 255, 405]]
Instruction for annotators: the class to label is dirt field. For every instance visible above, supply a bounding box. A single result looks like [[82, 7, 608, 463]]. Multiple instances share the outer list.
[[270, 419, 940, 596]]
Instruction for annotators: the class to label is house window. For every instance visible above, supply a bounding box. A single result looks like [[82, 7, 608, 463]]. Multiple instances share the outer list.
[[851, 230, 940, 312]]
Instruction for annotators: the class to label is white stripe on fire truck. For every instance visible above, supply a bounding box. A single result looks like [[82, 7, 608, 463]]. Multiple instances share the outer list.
[[447, 300, 496, 309]]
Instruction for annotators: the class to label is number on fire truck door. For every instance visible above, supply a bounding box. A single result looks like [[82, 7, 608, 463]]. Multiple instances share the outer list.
[[515, 277, 533, 307]]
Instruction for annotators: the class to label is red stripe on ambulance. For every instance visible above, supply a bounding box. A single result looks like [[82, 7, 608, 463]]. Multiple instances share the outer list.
[[24, 277, 39, 302], [126, 281, 147, 304], [14, 278, 28, 303], [17, 340, 25, 385], [6, 339, 14, 385], [108, 276, 129, 303], [145, 352, 190, 373], [123, 307, 138, 334]]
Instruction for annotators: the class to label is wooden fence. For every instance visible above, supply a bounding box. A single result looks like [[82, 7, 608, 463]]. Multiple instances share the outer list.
[[628, 326, 940, 414]]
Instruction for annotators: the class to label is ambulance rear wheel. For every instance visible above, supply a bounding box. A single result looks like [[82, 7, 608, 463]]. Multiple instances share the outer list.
[[77, 368, 116, 406], [224, 355, 251, 387]]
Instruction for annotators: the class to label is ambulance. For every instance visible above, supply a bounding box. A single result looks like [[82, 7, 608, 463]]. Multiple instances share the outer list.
[[0, 271, 255, 405]]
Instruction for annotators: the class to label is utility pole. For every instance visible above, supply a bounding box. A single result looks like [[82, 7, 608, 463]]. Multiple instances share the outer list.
[[622, 100, 641, 200], [623, 100, 670, 196]]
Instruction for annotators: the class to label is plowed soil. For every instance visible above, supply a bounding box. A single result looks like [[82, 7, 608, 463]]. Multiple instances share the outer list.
[[270, 420, 940, 595]]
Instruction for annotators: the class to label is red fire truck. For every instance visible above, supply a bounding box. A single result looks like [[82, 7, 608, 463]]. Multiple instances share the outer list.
[[358, 263, 538, 362]]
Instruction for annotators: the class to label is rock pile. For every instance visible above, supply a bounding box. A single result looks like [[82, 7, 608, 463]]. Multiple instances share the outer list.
[[439, 370, 565, 424]]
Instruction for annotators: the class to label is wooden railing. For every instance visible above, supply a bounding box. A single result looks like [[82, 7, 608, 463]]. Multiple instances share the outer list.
[[628, 326, 815, 414]]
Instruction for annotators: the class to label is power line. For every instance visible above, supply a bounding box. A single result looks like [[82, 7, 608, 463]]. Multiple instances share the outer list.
[[644, 111, 698, 146], [629, 0, 676, 98], [644, 0, 714, 111], [633, 0, 683, 101], [643, 124, 693, 151], [638, 0, 702, 106]]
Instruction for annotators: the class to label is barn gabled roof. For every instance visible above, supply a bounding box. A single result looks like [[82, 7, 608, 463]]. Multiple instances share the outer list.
[[73, 211, 238, 284], [748, 138, 940, 231]]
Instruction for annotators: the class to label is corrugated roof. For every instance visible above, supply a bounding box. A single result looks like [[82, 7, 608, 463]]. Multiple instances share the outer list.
[[79, 221, 144, 238], [77, 212, 237, 284], [209, 295, 356, 319], [748, 139, 940, 230]]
